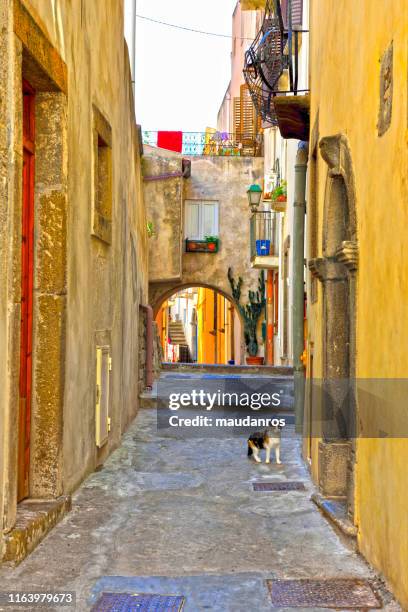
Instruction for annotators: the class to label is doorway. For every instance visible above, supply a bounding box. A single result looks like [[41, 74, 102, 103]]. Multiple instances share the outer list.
[[18, 80, 35, 501]]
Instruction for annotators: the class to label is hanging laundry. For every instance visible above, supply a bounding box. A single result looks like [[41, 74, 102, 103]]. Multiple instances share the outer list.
[[157, 131, 183, 153]]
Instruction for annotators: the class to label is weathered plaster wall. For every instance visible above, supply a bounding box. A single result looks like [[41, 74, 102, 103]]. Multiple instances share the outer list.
[[144, 149, 265, 362], [307, 0, 408, 606], [0, 0, 148, 551], [142, 152, 183, 283], [146, 152, 264, 305]]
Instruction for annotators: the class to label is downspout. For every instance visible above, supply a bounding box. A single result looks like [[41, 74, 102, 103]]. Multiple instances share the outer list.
[[140, 304, 153, 390], [292, 141, 308, 433], [266, 270, 274, 364]]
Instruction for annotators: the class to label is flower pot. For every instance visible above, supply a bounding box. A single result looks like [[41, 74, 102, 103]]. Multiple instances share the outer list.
[[271, 198, 287, 213], [246, 356, 264, 366], [255, 239, 270, 256]]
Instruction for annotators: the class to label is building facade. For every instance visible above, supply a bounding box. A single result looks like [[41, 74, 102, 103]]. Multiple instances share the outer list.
[[304, 0, 408, 606], [0, 0, 148, 562], [220, 0, 309, 367], [240, 0, 408, 606], [143, 144, 265, 365]]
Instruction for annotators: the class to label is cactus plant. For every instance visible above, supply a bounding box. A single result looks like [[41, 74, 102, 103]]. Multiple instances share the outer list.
[[228, 268, 266, 357]]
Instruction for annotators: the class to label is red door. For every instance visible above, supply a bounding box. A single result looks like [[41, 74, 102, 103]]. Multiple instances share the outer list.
[[18, 80, 35, 502]]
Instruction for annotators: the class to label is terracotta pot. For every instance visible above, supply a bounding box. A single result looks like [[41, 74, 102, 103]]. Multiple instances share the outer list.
[[246, 356, 264, 366]]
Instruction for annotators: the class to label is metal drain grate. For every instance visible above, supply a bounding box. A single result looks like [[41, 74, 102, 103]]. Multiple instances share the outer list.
[[91, 592, 185, 612], [253, 481, 305, 491], [266, 579, 382, 608]]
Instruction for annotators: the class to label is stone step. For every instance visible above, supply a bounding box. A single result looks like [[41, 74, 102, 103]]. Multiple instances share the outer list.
[[162, 362, 294, 377], [2, 496, 71, 565]]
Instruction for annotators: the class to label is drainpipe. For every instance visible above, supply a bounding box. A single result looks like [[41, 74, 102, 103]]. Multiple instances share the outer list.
[[292, 142, 308, 433], [141, 304, 154, 390], [266, 270, 274, 364]]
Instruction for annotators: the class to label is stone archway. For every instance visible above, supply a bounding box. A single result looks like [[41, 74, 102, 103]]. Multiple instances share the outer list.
[[152, 283, 245, 365], [309, 134, 358, 518], [151, 282, 238, 319]]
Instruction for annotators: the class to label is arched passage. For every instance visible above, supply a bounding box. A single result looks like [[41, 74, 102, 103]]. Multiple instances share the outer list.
[[154, 285, 243, 365]]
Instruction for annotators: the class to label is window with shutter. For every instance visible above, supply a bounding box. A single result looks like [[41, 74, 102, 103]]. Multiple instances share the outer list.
[[184, 201, 200, 239], [281, 0, 288, 28], [185, 201, 219, 240], [233, 97, 241, 138], [240, 83, 255, 141], [280, 0, 303, 29], [291, 0, 303, 28]]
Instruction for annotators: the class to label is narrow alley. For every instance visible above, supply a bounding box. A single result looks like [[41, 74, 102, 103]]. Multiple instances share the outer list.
[[1, 0, 407, 609], [0, 372, 399, 611]]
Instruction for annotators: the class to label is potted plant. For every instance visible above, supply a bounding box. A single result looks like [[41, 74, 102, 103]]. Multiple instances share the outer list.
[[204, 235, 219, 252], [228, 268, 266, 365], [185, 236, 219, 253], [271, 180, 287, 212]]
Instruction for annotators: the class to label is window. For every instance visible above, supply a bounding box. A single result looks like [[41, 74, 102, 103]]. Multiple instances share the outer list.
[[184, 200, 219, 240], [92, 105, 112, 244]]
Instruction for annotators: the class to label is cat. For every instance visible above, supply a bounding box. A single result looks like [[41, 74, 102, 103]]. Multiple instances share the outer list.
[[247, 427, 282, 464]]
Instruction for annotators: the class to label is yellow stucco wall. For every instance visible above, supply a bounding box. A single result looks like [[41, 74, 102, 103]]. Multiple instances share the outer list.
[[307, 0, 408, 606]]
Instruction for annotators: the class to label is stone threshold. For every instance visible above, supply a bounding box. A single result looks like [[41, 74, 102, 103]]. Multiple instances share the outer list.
[[2, 496, 71, 565], [312, 492, 357, 538]]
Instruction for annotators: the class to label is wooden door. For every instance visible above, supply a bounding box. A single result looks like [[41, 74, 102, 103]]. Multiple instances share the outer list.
[[18, 80, 35, 502]]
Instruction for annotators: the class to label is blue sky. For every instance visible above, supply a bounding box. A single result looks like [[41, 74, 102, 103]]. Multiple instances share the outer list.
[[132, 0, 237, 132]]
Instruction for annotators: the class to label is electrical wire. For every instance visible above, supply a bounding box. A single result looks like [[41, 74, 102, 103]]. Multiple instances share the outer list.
[[136, 14, 254, 40]]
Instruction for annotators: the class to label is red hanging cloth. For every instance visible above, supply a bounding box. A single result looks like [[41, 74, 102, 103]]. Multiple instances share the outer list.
[[157, 131, 183, 153]]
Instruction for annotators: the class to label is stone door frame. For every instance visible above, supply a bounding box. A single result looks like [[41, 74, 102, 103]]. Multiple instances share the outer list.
[[2, 0, 68, 536], [309, 134, 358, 516]]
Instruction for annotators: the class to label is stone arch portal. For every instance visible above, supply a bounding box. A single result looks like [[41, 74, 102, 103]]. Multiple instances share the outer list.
[[309, 134, 358, 518], [153, 284, 244, 365]]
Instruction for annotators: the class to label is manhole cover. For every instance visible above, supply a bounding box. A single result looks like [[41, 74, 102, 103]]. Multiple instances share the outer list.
[[91, 592, 185, 612], [253, 481, 305, 491], [266, 579, 382, 608]]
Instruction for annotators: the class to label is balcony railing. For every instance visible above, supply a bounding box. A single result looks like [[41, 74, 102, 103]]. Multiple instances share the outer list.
[[142, 131, 263, 157], [243, 0, 309, 137], [250, 211, 279, 266]]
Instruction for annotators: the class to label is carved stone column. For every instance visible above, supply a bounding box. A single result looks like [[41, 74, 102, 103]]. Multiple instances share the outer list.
[[309, 243, 358, 498]]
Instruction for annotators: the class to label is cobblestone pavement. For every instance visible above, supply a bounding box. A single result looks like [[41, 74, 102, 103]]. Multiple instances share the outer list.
[[0, 397, 400, 611]]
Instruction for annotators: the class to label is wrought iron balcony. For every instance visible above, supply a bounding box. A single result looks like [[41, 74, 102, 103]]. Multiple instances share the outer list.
[[243, 0, 310, 140], [142, 131, 263, 157], [250, 210, 279, 269]]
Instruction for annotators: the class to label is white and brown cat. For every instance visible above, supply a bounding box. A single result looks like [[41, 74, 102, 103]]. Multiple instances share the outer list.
[[247, 427, 282, 464]]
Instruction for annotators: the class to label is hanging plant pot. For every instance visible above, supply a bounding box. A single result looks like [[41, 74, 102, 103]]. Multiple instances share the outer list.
[[271, 196, 287, 212], [271, 181, 287, 212], [246, 356, 264, 366]]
